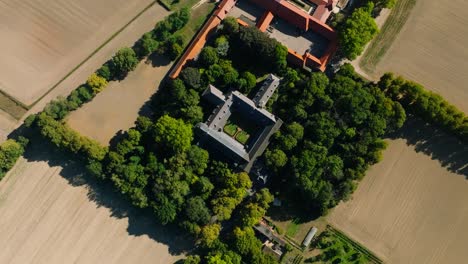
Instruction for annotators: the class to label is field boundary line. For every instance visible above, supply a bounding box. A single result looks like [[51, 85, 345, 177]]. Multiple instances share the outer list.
[[27, 0, 161, 110], [359, 0, 417, 74], [327, 224, 384, 264]]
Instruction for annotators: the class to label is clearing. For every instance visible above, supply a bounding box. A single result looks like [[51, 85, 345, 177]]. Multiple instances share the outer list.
[[0, 142, 186, 263], [329, 118, 468, 263], [67, 56, 172, 146], [360, 0, 468, 113], [0, 0, 164, 107]]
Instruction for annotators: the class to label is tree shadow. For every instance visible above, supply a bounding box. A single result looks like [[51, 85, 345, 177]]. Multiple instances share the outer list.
[[386, 115, 468, 178], [148, 53, 172, 67], [21, 138, 192, 256]]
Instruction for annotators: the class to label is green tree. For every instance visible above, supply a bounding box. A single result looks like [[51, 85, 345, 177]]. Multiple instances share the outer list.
[[338, 3, 378, 60], [264, 148, 288, 170], [199, 46, 219, 67], [239, 71, 256, 94], [215, 35, 230, 56], [96, 64, 112, 81], [87, 73, 108, 94], [152, 194, 177, 225], [0, 139, 24, 178], [199, 223, 221, 247], [137, 32, 159, 57], [185, 196, 211, 225], [153, 115, 193, 154], [111, 47, 139, 78], [222, 17, 239, 34], [181, 67, 202, 90]]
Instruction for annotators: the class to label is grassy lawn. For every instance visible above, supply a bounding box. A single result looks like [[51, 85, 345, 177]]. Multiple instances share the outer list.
[[177, 1, 216, 44], [286, 219, 300, 237], [359, 0, 417, 73], [0, 92, 28, 120], [224, 123, 238, 136], [235, 130, 250, 145]]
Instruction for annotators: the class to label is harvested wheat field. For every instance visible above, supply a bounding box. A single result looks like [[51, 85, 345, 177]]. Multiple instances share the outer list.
[[372, 0, 468, 113], [67, 56, 172, 145], [0, 0, 161, 106], [329, 118, 468, 264], [0, 142, 186, 264]]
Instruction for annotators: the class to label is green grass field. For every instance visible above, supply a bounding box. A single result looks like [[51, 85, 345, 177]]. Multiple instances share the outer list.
[[224, 123, 238, 136], [235, 130, 250, 145], [286, 219, 300, 237], [359, 0, 417, 73]]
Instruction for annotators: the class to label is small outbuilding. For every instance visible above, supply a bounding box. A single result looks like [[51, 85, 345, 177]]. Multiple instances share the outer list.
[[302, 226, 318, 247]]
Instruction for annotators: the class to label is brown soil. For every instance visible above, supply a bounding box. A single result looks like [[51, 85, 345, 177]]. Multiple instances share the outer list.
[[0, 0, 164, 106], [373, 0, 468, 113], [67, 56, 172, 145], [329, 118, 468, 263], [0, 142, 187, 263]]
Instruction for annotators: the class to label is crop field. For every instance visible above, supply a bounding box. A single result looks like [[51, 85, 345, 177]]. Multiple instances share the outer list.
[[67, 57, 173, 145], [329, 118, 468, 263], [0, 0, 158, 108], [362, 0, 468, 113], [0, 142, 185, 263]]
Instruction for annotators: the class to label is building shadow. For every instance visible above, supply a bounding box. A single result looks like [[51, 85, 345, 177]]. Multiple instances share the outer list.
[[21, 138, 192, 256], [386, 115, 468, 178]]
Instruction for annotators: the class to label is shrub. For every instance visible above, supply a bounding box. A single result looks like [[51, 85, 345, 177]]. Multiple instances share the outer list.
[[215, 35, 229, 56], [87, 73, 108, 94], [111, 47, 139, 79], [96, 64, 112, 81], [0, 139, 26, 179]]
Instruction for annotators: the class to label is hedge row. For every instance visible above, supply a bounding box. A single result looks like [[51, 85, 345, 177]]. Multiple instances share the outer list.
[[40, 8, 191, 123], [378, 73, 468, 141]]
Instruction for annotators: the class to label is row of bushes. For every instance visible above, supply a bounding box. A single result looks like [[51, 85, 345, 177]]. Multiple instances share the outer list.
[[41, 8, 191, 123], [0, 137, 28, 180], [378, 73, 468, 141]]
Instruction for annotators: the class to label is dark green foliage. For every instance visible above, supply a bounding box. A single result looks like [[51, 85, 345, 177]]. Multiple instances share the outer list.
[[36, 113, 108, 161], [167, 7, 190, 32], [181, 67, 202, 90], [199, 46, 219, 67], [222, 16, 239, 35], [96, 64, 112, 81], [135, 32, 160, 57], [378, 73, 468, 141], [44, 97, 71, 120], [234, 26, 288, 72], [0, 139, 26, 179], [185, 196, 211, 225], [153, 115, 193, 154], [238, 71, 256, 94], [271, 64, 405, 214], [110, 47, 139, 79], [264, 148, 288, 170], [338, 3, 378, 60]]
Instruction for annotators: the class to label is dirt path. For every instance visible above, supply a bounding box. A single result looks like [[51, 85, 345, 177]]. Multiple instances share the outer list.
[[329, 118, 468, 263], [67, 57, 172, 145], [0, 143, 186, 264]]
